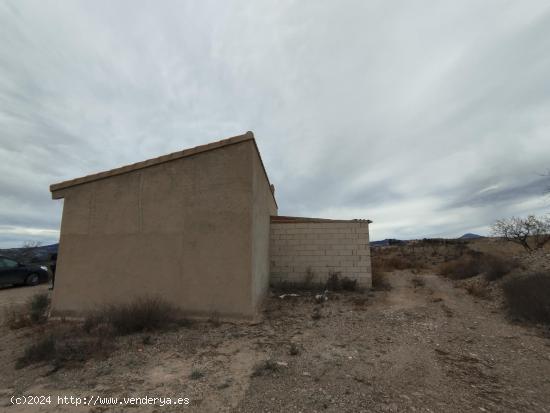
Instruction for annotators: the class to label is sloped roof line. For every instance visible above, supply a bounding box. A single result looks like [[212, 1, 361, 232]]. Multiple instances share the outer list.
[[50, 131, 277, 207], [271, 215, 372, 224]]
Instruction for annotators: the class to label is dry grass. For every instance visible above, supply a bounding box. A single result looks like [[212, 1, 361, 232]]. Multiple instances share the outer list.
[[371, 254, 393, 291], [325, 272, 358, 291], [4, 293, 50, 329], [289, 343, 300, 356], [84, 297, 182, 336], [16, 327, 113, 370], [372, 270, 392, 291], [272, 271, 360, 293], [439, 256, 484, 280], [190, 369, 205, 380], [372, 252, 426, 273], [439, 252, 522, 282], [251, 359, 280, 377], [271, 269, 322, 293], [502, 272, 550, 324], [483, 254, 522, 281], [464, 283, 490, 299], [17, 297, 186, 370]]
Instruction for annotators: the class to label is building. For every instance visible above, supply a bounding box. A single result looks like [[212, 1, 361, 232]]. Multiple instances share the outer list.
[[50, 132, 371, 319]]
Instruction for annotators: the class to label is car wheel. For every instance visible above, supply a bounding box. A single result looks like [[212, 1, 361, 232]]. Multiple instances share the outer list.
[[25, 273, 40, 286]]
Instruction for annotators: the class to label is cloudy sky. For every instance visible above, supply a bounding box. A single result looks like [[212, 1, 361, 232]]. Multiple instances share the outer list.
[[1, 0, 549, 247]]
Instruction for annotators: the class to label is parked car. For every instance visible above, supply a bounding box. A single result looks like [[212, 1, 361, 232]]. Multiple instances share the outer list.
[[0, 255, 50, 287]]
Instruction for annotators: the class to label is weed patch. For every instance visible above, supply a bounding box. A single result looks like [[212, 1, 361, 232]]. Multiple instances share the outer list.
[[251, 359, 280, 377], [16, 330, 112, 370], [464, 283, 489, 299], [84, 297, 180, 336], [4, 293, 50, 329], [190, 369, 204, 380]]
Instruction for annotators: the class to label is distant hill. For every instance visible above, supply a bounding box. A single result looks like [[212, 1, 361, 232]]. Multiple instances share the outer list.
[[371, 234, 484, 246], [370, 239, 407, 247], [0, 243, 58, 263], [458, 233, 483, 239]]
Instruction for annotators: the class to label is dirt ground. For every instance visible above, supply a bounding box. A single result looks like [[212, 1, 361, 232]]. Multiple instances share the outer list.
[[0, 284, 50, 322], [1, 269, 550, 412]]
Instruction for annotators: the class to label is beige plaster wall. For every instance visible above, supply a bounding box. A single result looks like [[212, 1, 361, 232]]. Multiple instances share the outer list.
[[270, 221, 372, 288], [250, 145, 278, 309], [51, 140, 267, 319]]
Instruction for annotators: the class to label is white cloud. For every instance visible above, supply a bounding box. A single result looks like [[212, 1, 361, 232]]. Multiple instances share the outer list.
[[1, 0, 550, 246]]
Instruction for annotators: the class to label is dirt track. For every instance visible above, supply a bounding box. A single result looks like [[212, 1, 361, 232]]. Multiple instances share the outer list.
[[0, 271, 549, 412], [238, 271, 550, 412]]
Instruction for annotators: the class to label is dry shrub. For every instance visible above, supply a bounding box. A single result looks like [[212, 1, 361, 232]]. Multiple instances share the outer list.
[[4, 293, 50, 329], [271, 269, 323, 293], [17, 297, 183, 370], [16, 335, 55, 369], [340, 277, 358, 291], [502, 273, 550, 324], [251, 359, 280, 377], [272, 271, 359, 293], [440, 253, 521, 282], [483, 255, 521, 281], [190, 369, 204, 380], [439, 256, 483, 280], [4, 305, 31, 329], [464, 283, 489, 299], [16, 327, 113, 370], [289, 343, 300, 356], [325, 272, 341, 291], [371, 255, 389, 276], [84, 297, 181, 336], [29, 293, 50, 323], [383, 256, 409, 270], [372, 271, 392, 291], [372, 253, 426, 273], [325, 272, 358, 291], [371, 253, 392, 290]]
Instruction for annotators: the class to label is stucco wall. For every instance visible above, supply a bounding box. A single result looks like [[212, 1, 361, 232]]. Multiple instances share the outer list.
[[270, 221, 372, 288], [51, 139, 269, 319], [250, 144, 278, 309]]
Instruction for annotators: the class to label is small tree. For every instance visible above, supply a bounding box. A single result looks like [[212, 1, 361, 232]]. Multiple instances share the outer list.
[[491, 215, 550, 252]]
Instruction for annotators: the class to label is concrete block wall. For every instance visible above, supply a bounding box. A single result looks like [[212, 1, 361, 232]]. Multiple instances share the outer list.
[[270, 219, 372, 289]]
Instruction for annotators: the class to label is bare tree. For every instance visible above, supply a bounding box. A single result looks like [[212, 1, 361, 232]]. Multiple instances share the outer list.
[[14, 240, 43, 263], [491, 215, 550, 252]]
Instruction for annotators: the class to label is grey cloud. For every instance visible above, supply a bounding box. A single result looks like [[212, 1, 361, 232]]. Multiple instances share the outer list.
[[1, 0, 550, 247]]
